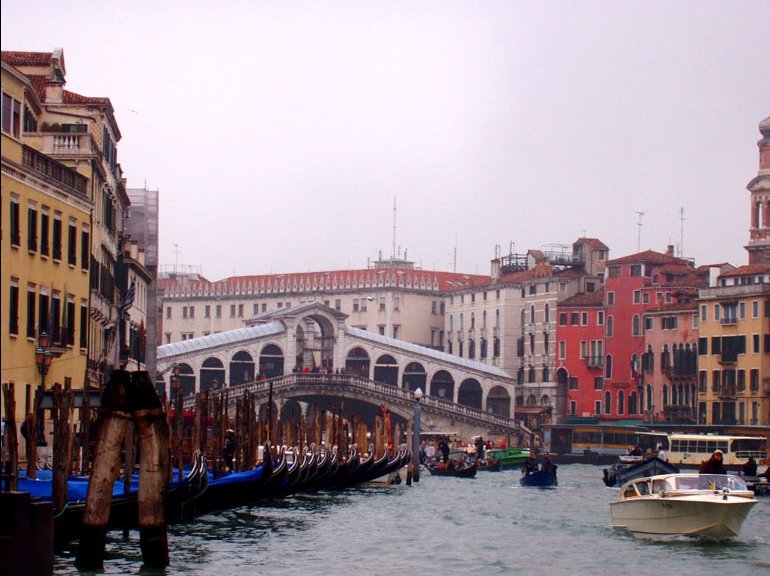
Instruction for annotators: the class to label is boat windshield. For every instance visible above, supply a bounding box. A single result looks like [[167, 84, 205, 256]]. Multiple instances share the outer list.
[[670, 475, 748, 491]]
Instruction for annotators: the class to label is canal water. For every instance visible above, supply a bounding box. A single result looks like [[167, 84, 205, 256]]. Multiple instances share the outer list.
[[54, 464, 769, 575]]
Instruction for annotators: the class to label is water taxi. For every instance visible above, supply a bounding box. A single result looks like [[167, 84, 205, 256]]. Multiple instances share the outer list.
[[664, 433, 767, 470], [610, 473, 757, 539]]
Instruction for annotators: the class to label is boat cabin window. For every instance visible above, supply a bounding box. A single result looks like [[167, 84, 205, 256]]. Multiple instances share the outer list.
[[636, 481, 651, 495], [623, 484, 638, 498], [652, 479, 666, 493]]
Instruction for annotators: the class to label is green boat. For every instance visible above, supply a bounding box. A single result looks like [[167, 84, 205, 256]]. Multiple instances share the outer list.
[[484, 447, 533, 469]]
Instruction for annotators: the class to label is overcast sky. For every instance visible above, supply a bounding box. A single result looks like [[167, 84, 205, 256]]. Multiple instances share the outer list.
[[3, 1, 768, 280]]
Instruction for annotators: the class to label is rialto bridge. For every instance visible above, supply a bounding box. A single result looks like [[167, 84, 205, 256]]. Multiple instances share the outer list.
[[157, 302, 532, 443]]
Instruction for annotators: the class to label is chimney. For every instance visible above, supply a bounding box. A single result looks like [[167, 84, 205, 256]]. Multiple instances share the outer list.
[[666, 245, 674, 256]]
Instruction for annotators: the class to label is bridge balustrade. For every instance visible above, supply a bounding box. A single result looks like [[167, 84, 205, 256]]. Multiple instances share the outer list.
[[180, 372, 527, 436]]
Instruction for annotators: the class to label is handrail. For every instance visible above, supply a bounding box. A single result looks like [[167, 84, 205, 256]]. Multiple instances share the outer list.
[[182, 373, 526, 435]]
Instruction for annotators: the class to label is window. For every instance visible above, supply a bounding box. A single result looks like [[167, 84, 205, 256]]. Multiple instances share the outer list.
[[68, 221, 77, 266], [607, 292, 615, 306], [79, 303, 88, 348], [633, 290, 640, 304], [238, 304, 243, 317], [27, 205, 38, 252], [559, 341, 566, 359], [1, 92, 22, 137], [569, 377, 578, 390], [607, 266, 620, 278], [644, 317, 653, 331], [166, 306, 172, 319], [559, 312, 568, 326], [642, 293, 650, 304], [8, 281, 19, 335], [597, 311, 604, 325], [41, 210, 50, 256], [581, 312, 588, 326], [594, 377, 603, 390], [26, 286, 36, 338], [393, 325, 400, 339], [605, 355, 613, 379], [750, 369, 759, 392], [335, 299, 341, 311], [570, 312, 579, 325], [606, 316, 614, 337], [190, 306, 195, 319], [52, 215, 62, 260], [714, 304, 720, 321], [80, 228, 90, 270], [753, 334, 760, 354], [394, 296, 400, 310], [10, 197, 20, 247], [632, 315, 641, 336], [630, 264, 642, 277], [230, 305, 236, 317], [662, 316, 678, 330], [431, 301, 437, 314]]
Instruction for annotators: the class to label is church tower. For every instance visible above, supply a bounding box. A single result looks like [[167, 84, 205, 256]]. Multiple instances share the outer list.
[[745, 116, 770, 265]]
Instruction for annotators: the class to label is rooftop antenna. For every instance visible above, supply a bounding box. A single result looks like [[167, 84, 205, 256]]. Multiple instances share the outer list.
[[173, 243, 181, 272], [453, 231, 458, 273], [635, 211, 644, 252], [392, 197, 397, 261], [679, 207, 686, 257]]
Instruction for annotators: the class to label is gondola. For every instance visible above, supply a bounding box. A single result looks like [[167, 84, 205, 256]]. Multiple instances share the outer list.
[[17, 450, 209, 544], [519, 467, 558, 487], [425, 459, 477, 478], [186, 444, 273, 517]]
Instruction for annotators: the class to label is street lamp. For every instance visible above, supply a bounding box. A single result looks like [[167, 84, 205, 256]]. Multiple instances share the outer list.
[[34, 331, 54, 446], [412, 387, 423, 482], [170, 364, 183, 481]]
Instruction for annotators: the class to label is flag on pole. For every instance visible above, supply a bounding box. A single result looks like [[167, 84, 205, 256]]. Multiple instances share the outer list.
[[119, 278, 136, 317]]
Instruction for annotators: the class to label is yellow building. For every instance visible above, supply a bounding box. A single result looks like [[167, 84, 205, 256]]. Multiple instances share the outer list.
[[2, 49, 130, 391], [1, 60, 91, 426], [697, 268, 770, 425], [696, 118, 770, 426]]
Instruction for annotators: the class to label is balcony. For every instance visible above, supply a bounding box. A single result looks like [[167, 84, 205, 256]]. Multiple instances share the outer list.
[[664, 366, 697, 380], [717, 351, 738, 365], [718, 385, 737, 399], [720, 317, 738, 326], [583, 356, 604, 369]]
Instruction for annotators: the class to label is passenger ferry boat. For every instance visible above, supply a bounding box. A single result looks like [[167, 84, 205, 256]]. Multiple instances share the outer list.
[[663, 433, 767, 470], [546, 424, 769, 468]]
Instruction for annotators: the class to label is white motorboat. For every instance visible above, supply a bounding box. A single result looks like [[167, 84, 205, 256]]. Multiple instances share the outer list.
[[610, 473, 757, 539]]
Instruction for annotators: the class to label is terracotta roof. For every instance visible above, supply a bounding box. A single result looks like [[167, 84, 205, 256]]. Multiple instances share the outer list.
[[160, 268, 490, 294], [720, 264, 770, 277], [1, 51, 53, 66], [607, 249, 690, 267], [575, 237, 609, 250], [559, 289, 605, 307]]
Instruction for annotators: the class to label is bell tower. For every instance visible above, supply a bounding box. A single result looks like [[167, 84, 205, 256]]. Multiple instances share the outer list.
[[745, 116, 770, 265]]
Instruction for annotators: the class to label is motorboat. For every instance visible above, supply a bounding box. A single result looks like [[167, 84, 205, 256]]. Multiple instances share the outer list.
[[610, 473, 757, 539], [602, 455, 679, 487]]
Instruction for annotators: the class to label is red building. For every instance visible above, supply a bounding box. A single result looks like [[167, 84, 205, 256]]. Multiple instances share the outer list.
[[602, 248, 698, 421], [556, 289, 605, 419]]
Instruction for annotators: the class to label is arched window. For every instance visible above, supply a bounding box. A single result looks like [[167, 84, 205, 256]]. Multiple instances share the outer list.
[[607, 316, 614, 337], [470, 312, 475, 330], [520, 309, 526, 329], [460, 313, 464, 332], [604, 391, 612, 414], [496, 309, 500, 328], [530, 305, 536, 324], [605, 355, 613, 379], [449, 315, 454, 334], [544, 303, 550, 323], [482, 310, 487, 329], [618, 390, 625, 415], [632, 315, 640, 336]]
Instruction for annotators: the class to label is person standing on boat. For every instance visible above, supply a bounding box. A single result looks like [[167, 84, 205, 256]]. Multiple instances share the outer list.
[[541, 452, 556, 473], [742, 457, 758, 477], [438, 438, 450, 463], [656, 444, 667, 462], [522, 453, 538, 475], [223, 428, 237, 472], [474, 436, 485, 460], [699, 449, 727, 474]]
